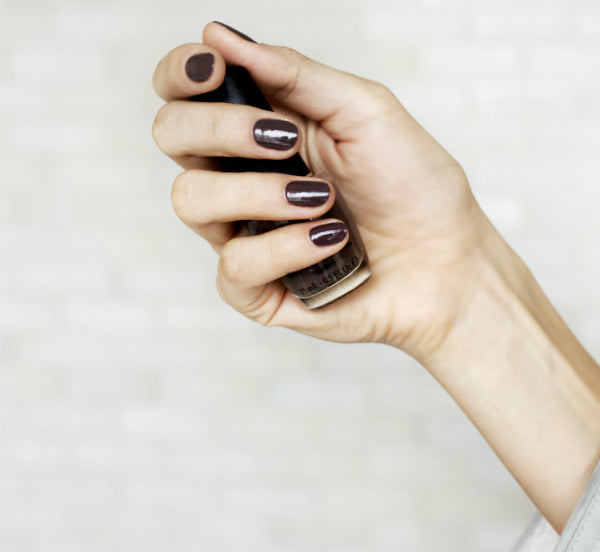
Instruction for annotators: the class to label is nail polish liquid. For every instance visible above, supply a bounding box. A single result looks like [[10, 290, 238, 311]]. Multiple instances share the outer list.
[[191, 66, 370, 309]]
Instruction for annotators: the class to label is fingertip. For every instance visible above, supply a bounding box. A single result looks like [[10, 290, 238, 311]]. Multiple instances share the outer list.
[[178, 44, 227, 96], [184, 52, 216, 83], [253, 118, 299, 152], [218, 218, 350, 292], [208, 21, 257, 43], [308, 220, 349, 248], [284, 179, 334, 210], [202, 21, 262, 68], [152, 43, 227, 101], [202, 21, 221, 43]]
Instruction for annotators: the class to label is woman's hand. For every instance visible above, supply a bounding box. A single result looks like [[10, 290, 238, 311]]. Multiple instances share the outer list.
[[152, 23, 600, 530], [152, 21, 492, 363]]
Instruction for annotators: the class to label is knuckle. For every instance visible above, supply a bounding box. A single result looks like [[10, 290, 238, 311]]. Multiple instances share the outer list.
[[214, 274, 230, 306], [357, 79, 403, 121], [171, 170, 213, 226], [366, 79, 396, 104], [264, 230, 284, 264], [218, 239, 244, 284], [204, 104, 227, 151], [270, 47, 310, 101], [234, 177, 256, 208], [152, 103, 176, 152], [282, 46, 309, 68], [273, 44, 305, 65], [170, 170, 192, 218]]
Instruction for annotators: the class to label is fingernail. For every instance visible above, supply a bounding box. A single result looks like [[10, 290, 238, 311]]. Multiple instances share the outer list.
[[309, 222, 348, 247], [185, 53, 215, 82], [254, 119, 298, 150], [285, 181, 330, 207], [213, 21, 257, 43]]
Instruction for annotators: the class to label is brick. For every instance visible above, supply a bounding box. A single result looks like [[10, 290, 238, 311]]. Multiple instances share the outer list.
[[526, 43, 600, 79], [53, 5, 146, 41], [470, 9, 568, 39], [9, 46, 107, 84], [421, 41, 521, 77], [64, 297, 157, 335], [573, 7, 600, 38], [364, 6, 465, 41]]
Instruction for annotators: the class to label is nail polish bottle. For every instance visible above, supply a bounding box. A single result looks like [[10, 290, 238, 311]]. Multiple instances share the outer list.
[[191, 66, 370, 309]]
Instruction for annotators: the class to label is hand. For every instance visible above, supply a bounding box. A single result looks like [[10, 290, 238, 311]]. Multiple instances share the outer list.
[[152, 24, 600, 531], [152, 22, 493, 363]]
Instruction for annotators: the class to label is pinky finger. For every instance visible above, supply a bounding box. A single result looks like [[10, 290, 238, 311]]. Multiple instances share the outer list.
[[216, 219, 348, 304]]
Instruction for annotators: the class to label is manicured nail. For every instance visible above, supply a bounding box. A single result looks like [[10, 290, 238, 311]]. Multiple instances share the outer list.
[[253, 119, 298, 150], [309, 222, 348, 247], [213, 21, 257, 43], [185, 53, 215, 82], [285, 181, 330, 207]]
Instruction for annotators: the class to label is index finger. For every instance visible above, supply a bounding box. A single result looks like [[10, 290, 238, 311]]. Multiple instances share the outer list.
[[152, 43, 227, 101], [201, 22, 404, 139]]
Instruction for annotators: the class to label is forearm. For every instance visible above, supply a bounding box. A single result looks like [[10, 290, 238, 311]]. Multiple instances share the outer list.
[[423, 221, 600, 532]]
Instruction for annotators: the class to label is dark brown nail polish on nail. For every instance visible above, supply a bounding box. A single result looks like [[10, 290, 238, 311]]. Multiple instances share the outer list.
[[285, 181, 330, 207], [254, 119, 298, 150], [309, 222, 348, 247], [185, 53, 215, 82], [190, 41, 371, 309], [213, 21, 257, 43]]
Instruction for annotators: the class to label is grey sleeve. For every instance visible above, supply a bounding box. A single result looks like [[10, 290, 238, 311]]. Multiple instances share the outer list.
[[554, 458, 600, 552], [511, 512, 558, 552], [511, 458, 600, 552]]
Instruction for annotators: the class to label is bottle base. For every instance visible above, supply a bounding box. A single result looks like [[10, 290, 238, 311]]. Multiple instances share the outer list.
[[299, 262, 371, 310]]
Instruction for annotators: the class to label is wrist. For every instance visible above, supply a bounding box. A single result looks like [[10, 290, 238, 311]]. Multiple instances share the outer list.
[[431, 220, 600, 429], [421, 219, 600, 531]]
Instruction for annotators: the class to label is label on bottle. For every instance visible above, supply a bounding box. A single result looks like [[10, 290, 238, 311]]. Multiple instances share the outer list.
[[282, 244, 364, 299]]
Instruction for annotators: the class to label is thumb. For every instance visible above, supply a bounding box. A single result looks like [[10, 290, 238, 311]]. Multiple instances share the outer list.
[[202, 22, 402, 139]]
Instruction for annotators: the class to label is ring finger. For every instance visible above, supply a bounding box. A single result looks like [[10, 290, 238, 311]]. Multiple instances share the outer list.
[[172, 170, 335, 250]]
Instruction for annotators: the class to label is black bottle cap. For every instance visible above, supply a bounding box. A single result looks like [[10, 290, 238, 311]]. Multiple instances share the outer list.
[[191, 66, 310, 176]]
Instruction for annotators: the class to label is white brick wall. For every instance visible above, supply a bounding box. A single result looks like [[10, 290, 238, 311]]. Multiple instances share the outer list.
[[2, 0, 599, 550]]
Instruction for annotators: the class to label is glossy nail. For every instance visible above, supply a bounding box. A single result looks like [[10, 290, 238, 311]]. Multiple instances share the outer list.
[[185, 53, 215, 82], [309, 222, 348, 247], [254, 119, 298, 150], [285, 181, 330, 207], [213, 21, 257, 43]]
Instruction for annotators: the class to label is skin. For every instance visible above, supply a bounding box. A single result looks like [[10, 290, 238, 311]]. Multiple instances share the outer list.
[[152, 22, 600, 532]]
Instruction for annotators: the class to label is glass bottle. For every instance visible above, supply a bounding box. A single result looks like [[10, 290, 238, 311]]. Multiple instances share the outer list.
[[192, 66, 370, 309]]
